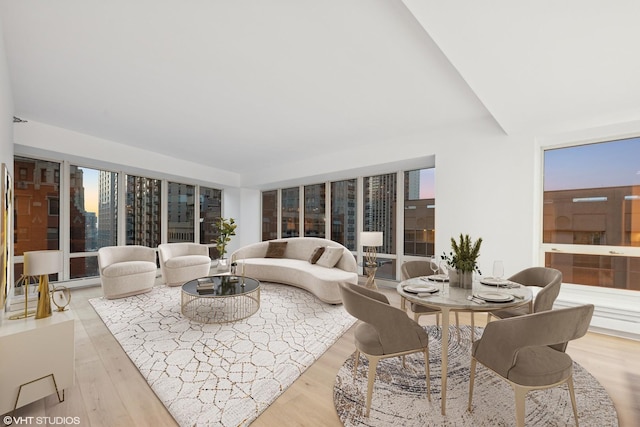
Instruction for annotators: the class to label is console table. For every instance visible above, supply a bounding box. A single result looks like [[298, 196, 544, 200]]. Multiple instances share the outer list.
[[0, 310, 75, 415]]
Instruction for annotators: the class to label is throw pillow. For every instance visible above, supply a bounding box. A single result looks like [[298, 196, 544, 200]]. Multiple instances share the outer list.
[[308, 246, 326, 264], [265, 241, 288, 258], [316, 246, 343, 268]]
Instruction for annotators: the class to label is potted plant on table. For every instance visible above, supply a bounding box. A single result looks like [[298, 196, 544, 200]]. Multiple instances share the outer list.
[[441, 233, 482, 289], [213, 217, 237, 268]]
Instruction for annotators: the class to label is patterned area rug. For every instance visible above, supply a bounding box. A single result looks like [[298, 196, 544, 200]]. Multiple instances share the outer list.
[[334, 325, 618, 426], [90, 282, 356, 427]]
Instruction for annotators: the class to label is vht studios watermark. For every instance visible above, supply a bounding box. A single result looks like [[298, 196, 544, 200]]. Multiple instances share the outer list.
[[3, 416, 81, 426]]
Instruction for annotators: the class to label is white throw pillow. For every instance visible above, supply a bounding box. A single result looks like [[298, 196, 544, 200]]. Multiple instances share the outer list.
[[316, 246, 343, 268]]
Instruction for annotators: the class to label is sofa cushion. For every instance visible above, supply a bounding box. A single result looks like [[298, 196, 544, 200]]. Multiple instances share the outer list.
[[308, 246, 325, 264], [316, 246, 343, 268], [165, 255, 210, 269], [102, 260, 156, 278], [266, 241, 288, 258]]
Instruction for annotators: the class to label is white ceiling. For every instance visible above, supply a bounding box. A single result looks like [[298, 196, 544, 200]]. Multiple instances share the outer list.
[[2, 1, 639, 180]]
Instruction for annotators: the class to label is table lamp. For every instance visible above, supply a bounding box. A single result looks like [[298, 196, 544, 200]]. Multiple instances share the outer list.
[[24, 250, 62, 319], [361, 231, 383, 267]]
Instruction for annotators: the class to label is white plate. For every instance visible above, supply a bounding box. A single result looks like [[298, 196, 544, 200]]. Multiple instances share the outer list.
[[474, 292, 514, 302], [404, 284, 438, 294], [480, 277, 511, 286]]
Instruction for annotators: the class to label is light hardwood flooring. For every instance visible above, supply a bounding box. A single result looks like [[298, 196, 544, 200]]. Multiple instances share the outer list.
[[9, 284, 640, 427]]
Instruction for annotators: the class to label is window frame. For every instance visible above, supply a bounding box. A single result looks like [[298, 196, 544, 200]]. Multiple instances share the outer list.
[[539, 136, 640, 290]]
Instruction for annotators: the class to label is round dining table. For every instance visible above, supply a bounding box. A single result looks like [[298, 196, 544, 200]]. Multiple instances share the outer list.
[[397, 277, 533, 415]]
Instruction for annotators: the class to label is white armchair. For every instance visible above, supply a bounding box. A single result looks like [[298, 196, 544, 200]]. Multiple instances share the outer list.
[[158, 243, 211, 286], [97, 245, 157, 299]]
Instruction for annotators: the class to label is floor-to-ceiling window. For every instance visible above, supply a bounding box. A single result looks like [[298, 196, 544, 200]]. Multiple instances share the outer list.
[[262, 190, 278, 241], [167, 182, 195, 243], [304, 184, 325, 238], [363, 173, 397, 279], [126, 175, 162, 247], [404, 168, 435, 257], [282, 187, 299, 238], [200, 186, 223, 258], [13, 157, 61, 281], [69, 166, 118, 279], [331, 179, 357, 250], [261, 168, 435, 282], [542, 136, 640, 290], [11, 155, 224, 286]]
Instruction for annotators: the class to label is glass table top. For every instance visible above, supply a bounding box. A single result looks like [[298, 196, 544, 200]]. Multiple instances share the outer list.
[[182, 275, 259, 297]]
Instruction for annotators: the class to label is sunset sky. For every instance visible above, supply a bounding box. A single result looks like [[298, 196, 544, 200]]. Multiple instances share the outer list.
[[544, 137, 640, 191]]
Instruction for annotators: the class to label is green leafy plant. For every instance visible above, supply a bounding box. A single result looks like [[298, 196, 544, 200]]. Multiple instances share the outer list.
[[214, 217, 237, 259], [442, 233, 482, 274]]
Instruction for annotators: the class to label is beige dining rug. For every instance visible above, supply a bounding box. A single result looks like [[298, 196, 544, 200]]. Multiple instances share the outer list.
[[334, 325, 618, 426], [90, 282, 356, 427]]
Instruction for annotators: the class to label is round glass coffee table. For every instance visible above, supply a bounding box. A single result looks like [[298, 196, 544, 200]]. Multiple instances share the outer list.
[[181, 275, 260, 323]]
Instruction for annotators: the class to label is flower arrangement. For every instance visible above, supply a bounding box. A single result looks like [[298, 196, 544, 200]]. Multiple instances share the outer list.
[[441, 233, 482, 275], [214, 217, 237, 259]]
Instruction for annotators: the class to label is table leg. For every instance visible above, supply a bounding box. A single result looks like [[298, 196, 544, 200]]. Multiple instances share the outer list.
[[440, 306, 450, 415]]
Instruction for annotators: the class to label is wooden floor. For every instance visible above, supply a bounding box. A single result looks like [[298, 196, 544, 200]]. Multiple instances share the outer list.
[[10, 284, 640, 427]]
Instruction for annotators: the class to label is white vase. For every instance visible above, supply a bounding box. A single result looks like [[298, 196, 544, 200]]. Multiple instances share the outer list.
[[217, 258, 228, 272]]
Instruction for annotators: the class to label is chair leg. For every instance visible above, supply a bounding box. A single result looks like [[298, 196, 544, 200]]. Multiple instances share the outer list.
[[365, 356, 380, 417], [400, 296, 406, 311], [436, 312, 440, 327], [567, 376, 580, 427], [353, 349, 360, 378], [423, 348, 431, 402], [514, 385, 527, 427], [468, 357, 476, 411], [454, 311, 460, 342], [402, 355, 406, 368]]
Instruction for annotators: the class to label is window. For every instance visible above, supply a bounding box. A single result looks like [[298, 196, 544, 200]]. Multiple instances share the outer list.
[[404, 168, 435, 257], [14, 157, 60, 255], [281, 187, 299, 238], [331, 179, 357, 250], [304, 184, 325, 238], [363, 173, 396, 255], [69, 166, 118, 279], [543, 137, 640, 290], [200, 186, 222, 257], [98, 170, 119, 249], [126, 174, 161, 247], [262, 190, 278, 241], [70, 166, 118, 253], [167, 182, 195, 243]]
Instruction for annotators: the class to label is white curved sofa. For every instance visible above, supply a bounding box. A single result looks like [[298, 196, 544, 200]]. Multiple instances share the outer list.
[[158, 243, 211, 286], [97, 245, 157, 299], [231, 237, 358, 304]]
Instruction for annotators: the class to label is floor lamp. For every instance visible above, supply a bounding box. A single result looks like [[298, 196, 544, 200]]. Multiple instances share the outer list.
[[361, 231, 383, 290]]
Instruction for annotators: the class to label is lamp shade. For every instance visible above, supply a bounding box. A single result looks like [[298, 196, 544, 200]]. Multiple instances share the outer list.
[[23, 250, 62, 276], [360, 231, 383, 247]]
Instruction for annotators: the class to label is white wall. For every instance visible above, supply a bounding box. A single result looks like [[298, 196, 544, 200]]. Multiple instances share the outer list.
[[0, 20, 13, 167], [13, 120, 241, 189], [0, 21, 14, 320]]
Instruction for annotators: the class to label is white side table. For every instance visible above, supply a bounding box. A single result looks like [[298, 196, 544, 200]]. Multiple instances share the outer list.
[[0, 310, 75, 415]]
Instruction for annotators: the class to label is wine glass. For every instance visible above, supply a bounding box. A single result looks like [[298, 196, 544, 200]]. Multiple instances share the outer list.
[[493, 260, 504, 289], [430, 257, 440, 277]]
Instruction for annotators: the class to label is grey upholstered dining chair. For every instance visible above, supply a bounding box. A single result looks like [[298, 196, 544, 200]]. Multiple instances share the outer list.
[[338, 282, 431, 417], [401, 260, 461, 341], [469, 304, 594, 427], [487, 266, 562, 322]]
